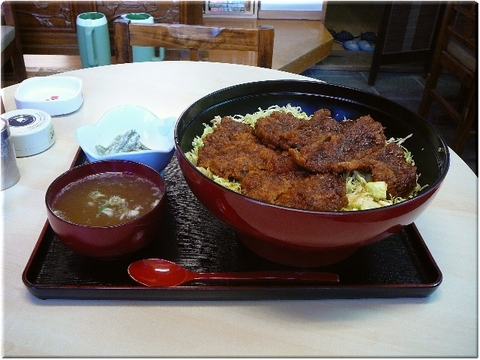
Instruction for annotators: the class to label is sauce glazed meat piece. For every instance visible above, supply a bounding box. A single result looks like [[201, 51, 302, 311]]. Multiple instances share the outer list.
[[367, 142, 418, 197], [241, 169, 308, 204], [288, 115, 386, 173], [275, 173, 348, 211], [242, 170, 347, 211], [335, 142, 418, 198], [254, 111, 301, 150], [254, 108, 338, 150], [197, 117, 299, 181]]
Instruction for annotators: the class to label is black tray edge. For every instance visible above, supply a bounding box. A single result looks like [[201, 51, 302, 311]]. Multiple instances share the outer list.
[[22, 222, 443, 301]]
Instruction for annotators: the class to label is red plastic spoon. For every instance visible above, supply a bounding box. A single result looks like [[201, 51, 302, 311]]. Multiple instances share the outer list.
[[128, 258, 340, 287]]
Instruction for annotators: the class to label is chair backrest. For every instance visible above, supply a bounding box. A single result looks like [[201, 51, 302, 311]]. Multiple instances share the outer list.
[[418, 1, 477, 155], [367, 2, 446, 85], [114, 18, 274, 68], [439, 2, 477, 80], [1, 1, 27, 84]]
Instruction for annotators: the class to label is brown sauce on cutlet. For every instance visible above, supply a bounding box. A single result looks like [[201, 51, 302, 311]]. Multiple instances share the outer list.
[[196, 110, 418, 211]]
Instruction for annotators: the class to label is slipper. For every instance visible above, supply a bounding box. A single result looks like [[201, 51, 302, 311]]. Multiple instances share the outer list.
[[361, 31, 377, 43], [333, 30, 356, 43], [358, 40, 374, 51], [343, 40, 360, 51], [327, 28, 337, 37]]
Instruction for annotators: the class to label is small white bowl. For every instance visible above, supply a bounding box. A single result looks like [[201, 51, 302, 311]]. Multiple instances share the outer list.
[[75, 105, 175, 173], [14, 76, 83, 116]]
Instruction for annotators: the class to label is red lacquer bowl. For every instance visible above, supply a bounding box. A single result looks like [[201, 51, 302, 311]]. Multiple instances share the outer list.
[[175, 80, 450, 267], [45, 160, 167, 260]]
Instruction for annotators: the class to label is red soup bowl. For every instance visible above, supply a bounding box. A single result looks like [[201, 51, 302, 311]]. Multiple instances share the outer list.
[[175, 80, 450, 267], [46, 160, 167, 260]]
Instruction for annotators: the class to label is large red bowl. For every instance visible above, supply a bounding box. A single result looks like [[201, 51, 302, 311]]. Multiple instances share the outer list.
[[175, 80, 450, 267], [45, 160, 167, 260]]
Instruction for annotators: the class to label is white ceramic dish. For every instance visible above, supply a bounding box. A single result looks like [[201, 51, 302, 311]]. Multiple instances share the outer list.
[[75, 105, 175, 173], [14, 76, 83, 116]]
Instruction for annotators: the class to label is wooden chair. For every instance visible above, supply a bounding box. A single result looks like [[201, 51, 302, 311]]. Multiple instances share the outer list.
[[368, 2, 445, 86], [1, 1, 27, 84], [418, 2, 477, 155], [114, 18, 274, 68]]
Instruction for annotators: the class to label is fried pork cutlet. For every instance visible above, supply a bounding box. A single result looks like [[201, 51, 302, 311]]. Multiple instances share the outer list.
[[368, 142, 418, 197], [254, 111, 306, 150], [197, 117, 298, 181], [275, 173, 348, 211], [288, 115, 386, 173], [334, 142, 418, 198], [242, 170, 347, 211], [254, 108, 339, 150], [241, 169, 307, 204]]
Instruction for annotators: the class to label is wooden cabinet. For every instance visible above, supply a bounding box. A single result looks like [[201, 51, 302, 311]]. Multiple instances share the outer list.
[[10, 1, 202, 55]]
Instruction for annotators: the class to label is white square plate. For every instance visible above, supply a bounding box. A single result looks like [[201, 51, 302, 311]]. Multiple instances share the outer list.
[[14, 76, 83, 116]]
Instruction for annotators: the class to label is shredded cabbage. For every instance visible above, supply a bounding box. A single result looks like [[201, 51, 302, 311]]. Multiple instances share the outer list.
[[185, 104, 427, 211]]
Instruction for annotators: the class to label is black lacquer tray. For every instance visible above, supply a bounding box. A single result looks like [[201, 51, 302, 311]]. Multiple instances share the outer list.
[[22, 150, 442, 300]]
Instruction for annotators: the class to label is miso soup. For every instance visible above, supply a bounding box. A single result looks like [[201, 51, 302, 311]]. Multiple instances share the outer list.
[[52, 172, 163, 227]]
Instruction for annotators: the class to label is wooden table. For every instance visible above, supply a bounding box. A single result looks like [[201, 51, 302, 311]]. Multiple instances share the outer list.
[[1, 61, 477, 357]]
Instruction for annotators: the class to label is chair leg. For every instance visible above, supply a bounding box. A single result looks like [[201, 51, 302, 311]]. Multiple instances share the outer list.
[[418, 75, 434, 119], [452, 96, 477, 155], [367, 3, 390, 86], [11, 50, 27, 81], [368, 51, 381, 86], [418, 64, 442, 119]]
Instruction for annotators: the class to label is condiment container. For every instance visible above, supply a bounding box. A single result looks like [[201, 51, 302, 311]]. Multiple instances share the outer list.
[[2, 109, 55, 157], [1, 118, 20, 190]]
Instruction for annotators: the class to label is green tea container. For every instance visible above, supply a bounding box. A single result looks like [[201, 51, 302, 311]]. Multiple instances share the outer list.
[[121, 13, 165, 62], [76, 12, 111, 68]]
